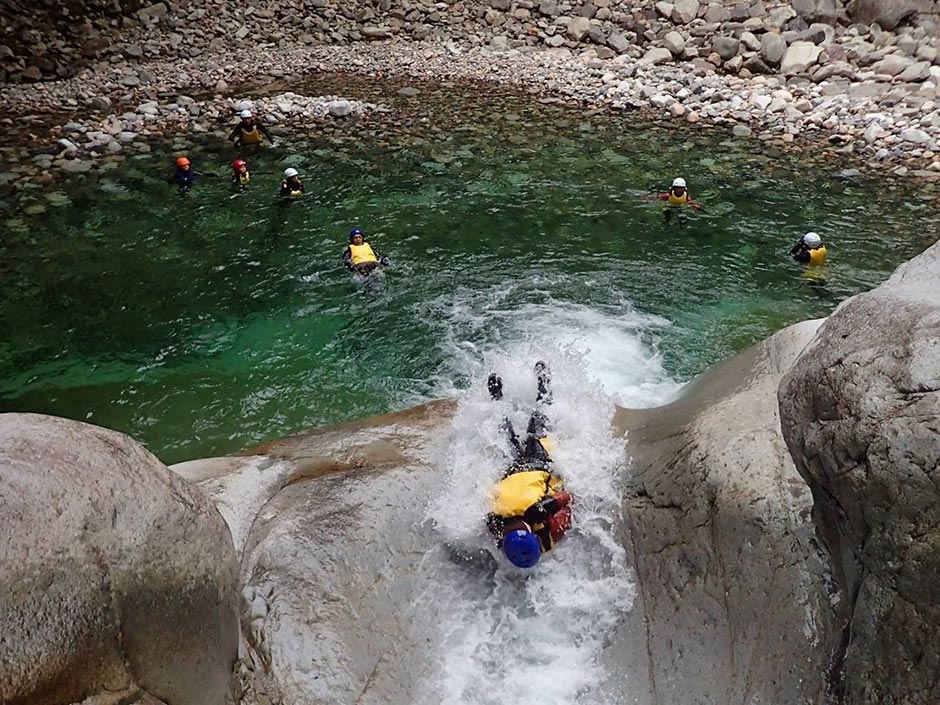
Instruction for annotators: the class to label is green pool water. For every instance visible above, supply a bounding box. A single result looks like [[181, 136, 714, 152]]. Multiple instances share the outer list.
[[2, 77, 939, 463]]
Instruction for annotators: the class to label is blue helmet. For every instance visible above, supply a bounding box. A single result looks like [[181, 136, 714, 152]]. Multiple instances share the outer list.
[[503, 529, 541, 569], [349, 227, 363, 242]]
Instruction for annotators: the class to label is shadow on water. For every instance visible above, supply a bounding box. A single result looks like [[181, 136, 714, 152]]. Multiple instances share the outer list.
[[2, 75, 940, 462]]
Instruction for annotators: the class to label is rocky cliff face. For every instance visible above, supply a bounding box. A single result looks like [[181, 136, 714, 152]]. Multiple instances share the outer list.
[[779, 241, 940, 705], [609, 319, 834, 705], [0, 413, 239, 705]]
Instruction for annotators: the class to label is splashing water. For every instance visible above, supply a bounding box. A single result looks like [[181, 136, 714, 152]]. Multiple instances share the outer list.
[[417, 291, 679, 704]]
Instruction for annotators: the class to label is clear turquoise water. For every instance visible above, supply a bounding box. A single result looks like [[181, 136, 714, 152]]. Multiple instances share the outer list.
[[2, 78, 938, 463]]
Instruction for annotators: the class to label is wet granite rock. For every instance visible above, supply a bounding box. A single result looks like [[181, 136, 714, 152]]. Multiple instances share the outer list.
[[780, 241, 940, 705], [0, 414, 239, 705], [610, 320, 832, 705]]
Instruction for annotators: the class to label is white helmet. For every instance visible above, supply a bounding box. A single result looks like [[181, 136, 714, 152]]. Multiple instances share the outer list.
[[284, 167, 299, 178], [803, 232, 822, 247], [672, 177, 687, 188], [240, 109, 252, 118]]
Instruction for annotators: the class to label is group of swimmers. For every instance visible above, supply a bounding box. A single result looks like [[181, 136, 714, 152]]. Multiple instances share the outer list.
[[170, 109, 828, 274], [168, 109, 304, 198], [655, 176, 828, 266]]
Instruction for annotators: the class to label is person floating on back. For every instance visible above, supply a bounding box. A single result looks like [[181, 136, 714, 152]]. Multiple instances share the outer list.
[[657, 177, 702, 225], [279, 168, 304, 199], [342, 228, 389, 277], [485, 362, 573, 569], [168, 156, 213, 192], [231, 159, 250, 194], [229, 109, 275, 148], [790, 231, 827, 265]]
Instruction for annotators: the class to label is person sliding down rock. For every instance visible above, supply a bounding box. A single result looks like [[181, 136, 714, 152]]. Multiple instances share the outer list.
[[485, 362, 573, 569], [342, 228, 389, 276]]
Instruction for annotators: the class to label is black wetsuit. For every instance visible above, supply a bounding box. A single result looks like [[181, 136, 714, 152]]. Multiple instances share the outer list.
[[790, 241, 812, 263], [485, 365, 563, 545], [279, 178, 304, 198]]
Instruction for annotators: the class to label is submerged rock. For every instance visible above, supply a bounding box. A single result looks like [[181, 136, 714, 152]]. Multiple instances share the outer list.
[[0, 414, 239, 705]]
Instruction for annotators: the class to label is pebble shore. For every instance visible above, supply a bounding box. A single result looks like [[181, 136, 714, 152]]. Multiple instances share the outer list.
[[2, 0, 940, 186]]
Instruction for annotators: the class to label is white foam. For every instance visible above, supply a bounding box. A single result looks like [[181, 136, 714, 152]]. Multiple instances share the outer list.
[[415, 278, 683, 408], [421, 348, 636, 705], [409, 278, 684, 704]]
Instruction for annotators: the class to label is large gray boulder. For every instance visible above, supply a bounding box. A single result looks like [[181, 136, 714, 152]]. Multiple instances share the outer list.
[[0, 413, 239, 705], [761, 32, 788, 67], [780, 241, 940, 705], [845, 0, 934, 30], [607, 320, 833, 705], [781, 40, 824, 74], [174, 402, 458, 705], [792, 0, 839, 24]]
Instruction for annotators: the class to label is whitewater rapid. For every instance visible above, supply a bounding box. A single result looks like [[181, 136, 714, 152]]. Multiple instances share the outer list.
[[411, 283, 682, 705]]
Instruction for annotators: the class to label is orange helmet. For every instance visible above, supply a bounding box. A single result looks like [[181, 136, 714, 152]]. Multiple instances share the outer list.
[[176, 157, 190, 167]]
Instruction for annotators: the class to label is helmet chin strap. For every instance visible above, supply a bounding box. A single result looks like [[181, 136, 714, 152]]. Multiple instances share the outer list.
[[504, 519, 531, 534]]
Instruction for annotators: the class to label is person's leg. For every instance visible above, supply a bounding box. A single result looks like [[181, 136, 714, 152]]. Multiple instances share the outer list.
[[534, 360, 552, 404], [522, 362, 554, 466], [489, 373, 523, 464], [487, 373, 503, 400]]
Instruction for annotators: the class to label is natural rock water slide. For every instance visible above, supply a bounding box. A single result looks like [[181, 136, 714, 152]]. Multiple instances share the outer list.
[[3, 241, 940, 704]]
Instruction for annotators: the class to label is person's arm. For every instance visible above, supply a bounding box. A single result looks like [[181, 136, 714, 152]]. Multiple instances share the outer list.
[[793, 248, 810, 263], [789, 239, 805, 256], [258, 122, 275, 144], [228, 124, 241, 144], [687, 196, 702, 210], [656, 192, 670, 201], [522, 491, 571, 527], [343, 247, 353, 269]]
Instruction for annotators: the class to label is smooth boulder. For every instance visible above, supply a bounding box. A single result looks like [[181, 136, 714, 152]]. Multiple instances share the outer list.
[[174, 402, 458, 705], [0, 413, 239, 705], [780, 241, 940, 705], [845, 0, 931, 30], [608, 320, 833, 705]]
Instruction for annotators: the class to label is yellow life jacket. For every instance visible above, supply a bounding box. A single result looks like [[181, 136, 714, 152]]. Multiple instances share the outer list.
[[490, 470, 564, 518], [349, 242, 378, 265], [240, 124, 264, 145], [808, 246, 827, 266], [667, 190, 689, 206], [238, 170, 250, 185]]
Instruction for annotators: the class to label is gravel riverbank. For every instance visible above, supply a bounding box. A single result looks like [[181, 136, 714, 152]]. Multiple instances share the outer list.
[[3, 1, 940, 186]]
